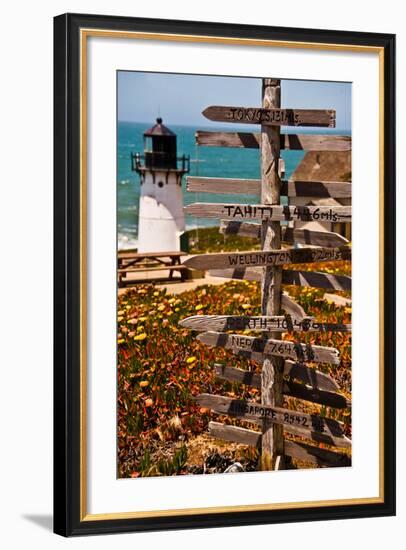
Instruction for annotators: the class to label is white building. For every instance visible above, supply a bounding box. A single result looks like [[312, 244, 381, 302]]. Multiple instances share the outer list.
[[132, 118, 189, 252]]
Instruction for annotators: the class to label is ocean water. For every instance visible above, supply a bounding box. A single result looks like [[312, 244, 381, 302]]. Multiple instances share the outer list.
[[117, 121, 346, 250]]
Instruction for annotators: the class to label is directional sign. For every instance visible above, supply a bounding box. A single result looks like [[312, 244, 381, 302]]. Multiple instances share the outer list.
[[187, 177, 352, 199], [209, 267, 352, 292], [184, 203, 352, 222], [208, 422, 351, 466], [180, 315, 351, 333], [195, 394, 347, 442], [196, 131, 352, 151], [220, 222, 350, 247], [184, 246, 351, 271], [281, 293, 308, 320], [208, 422, 351, 465], [213, 364, 350, 408], [202, 106, 336, 127], [197, 331, 340, 365], [282, 270, 351, 291]]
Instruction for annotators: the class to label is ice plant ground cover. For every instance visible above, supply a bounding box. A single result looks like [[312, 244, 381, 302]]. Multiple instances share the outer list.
[[117, 258, 351, 478]]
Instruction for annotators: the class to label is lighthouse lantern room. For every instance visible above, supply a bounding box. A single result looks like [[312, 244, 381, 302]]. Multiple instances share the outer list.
[[131, 118, 189, 253]]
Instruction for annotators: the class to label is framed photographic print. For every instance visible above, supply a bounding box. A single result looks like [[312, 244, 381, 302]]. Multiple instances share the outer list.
[[53, 13, 396, 536]]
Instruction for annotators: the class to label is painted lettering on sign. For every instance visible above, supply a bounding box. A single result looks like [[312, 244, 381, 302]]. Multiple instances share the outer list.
[[222, 204, 342, 222], [184, 246, 351, 271], [202, 106, 336, 127], [226, 107, 299, 125], [197, 331, 340, 365], [184, 203, 352, 222]]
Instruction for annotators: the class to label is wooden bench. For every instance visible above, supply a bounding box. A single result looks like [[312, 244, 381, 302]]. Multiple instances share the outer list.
[[117, 251, 188, 285]]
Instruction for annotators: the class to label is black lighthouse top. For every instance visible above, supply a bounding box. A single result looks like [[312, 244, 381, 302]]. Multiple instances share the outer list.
[[132, 118, 189, 174]]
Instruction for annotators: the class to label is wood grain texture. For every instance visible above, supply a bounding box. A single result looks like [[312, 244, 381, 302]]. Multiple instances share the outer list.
[[184, 203, 352, 222], [208, 421, 262, 447], [187, 177, 351, 199], [184, 246, 352, 271], [202, 105, 335, 127], [219, 220, 262, 239], [208, 422, 351, 467], [283, 360, 339, 392], [180, 315, 350, 333], [281, 293, 308, 320], [282, 227, 350, 247], [196, 394, 345, 439], [197, 331, 340, 365], [214, 364, 350, 408], [209, 266, 351, 292], [223, 356, 339, 392], [195, 131, 352, 151], [220, 222, 350, 247], [282, 270, 351, 291], [259, 78, 284, 468]]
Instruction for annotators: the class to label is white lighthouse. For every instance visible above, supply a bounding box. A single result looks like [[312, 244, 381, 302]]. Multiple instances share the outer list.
[[132, 118, 189, 253]]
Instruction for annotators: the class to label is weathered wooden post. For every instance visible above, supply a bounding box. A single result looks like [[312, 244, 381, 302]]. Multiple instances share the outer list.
[[260, 78, 285, 470]]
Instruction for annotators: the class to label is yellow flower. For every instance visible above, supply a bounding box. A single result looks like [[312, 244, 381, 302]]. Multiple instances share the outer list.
[[117, 339, 125, 345], [137, 325, 145, 332], [195, 304, 204, 311], [157, 304, 165, 312], [134, 333, 147, 342], [140, 380, 149, 388], [242, 304, 251, 310], [139, 316, 147, 322], [153, 291, 160, 297], [117, 316, 123, 322], [117, 310, 125, 315], [186, 356, 197, 364]]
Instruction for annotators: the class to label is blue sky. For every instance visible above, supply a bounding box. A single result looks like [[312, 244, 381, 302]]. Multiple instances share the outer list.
[[118, 71, 351, 131]]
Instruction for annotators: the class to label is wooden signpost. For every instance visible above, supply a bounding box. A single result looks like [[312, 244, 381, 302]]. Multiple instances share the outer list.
[[184, 203, 352, 222], [209, 267, 352, 291], [195, 130, 351, 151], [179, 78, 352, 472], [180, 315, 351, 333], [195, 394, 350, 446], [196, 331, 340, 364], [184, 246, 351, 270], [220, 222, 350, 247], [202, 106, 336, 127], [213, 364, 350, 409], [187, 176, 352, 199]]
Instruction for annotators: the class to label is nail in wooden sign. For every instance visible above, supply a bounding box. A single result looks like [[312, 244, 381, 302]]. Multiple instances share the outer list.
[[197, 331, 340, 364], [202, 106, 336, 127], [184, 203, 352, 222], [184, 246, 351, 271], [180, 315, 351, 333]]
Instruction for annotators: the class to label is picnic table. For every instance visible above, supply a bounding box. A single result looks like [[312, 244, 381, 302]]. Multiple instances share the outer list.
[[117, 250, 188, 285]]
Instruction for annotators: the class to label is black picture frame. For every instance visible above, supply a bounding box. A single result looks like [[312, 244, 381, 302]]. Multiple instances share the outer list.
[[54, 12, 396, 537]]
